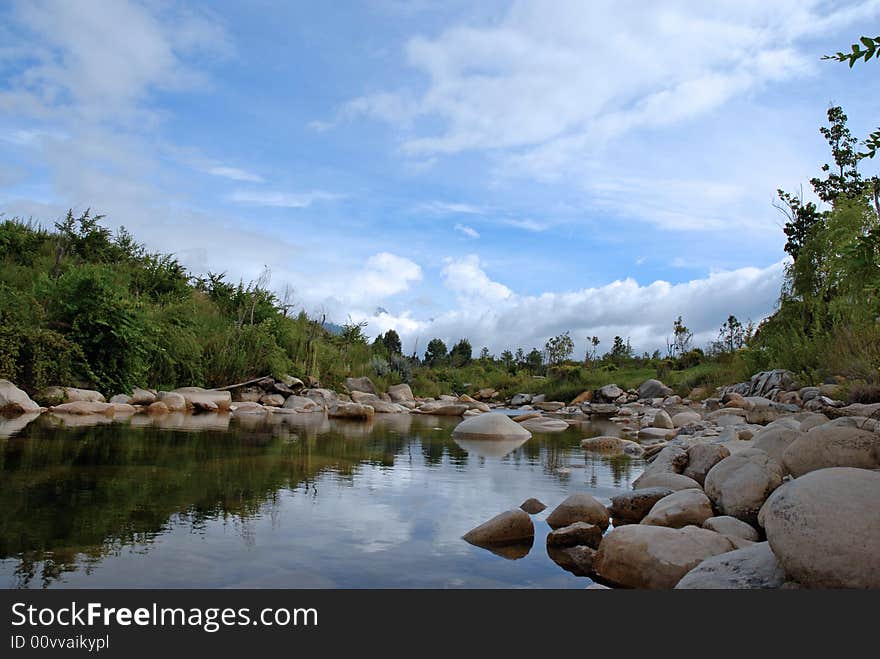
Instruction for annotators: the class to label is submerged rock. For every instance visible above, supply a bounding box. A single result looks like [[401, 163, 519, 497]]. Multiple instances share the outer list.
[[580, 436, 644, 457], [518, 416, 569, 433], [548, 545, 596, 577], [520, 497, 547, 514], [463, 509, 535, 546], [546, 522, 603, 549], [452, 413, 532, 440], [546, 493, 610, 531]]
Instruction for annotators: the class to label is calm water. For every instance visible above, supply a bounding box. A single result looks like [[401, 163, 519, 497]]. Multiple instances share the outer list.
[[0, 411, 644, 589]]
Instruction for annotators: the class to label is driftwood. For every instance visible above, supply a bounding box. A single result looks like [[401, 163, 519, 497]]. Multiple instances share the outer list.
[[213, 376, 273, 392]]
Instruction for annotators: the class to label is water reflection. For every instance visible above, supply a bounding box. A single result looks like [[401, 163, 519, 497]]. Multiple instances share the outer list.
[[453, 436, 530, 459], [0, 412, 644, 589]]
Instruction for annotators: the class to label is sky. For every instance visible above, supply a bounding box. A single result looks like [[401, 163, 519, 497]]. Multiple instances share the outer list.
[[1, 0, 878, 359]]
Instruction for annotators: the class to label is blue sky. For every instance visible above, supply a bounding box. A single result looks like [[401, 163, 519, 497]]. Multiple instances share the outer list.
[[1, 0, 878, 357]]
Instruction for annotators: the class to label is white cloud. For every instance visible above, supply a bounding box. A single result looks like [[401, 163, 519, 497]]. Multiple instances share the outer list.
[[229, 189, 340, 208], [380, 256, 787, 356], [501, 218, 548, 232], [420, 200, 486, 215], [206, 166, 264, 183], [454, 223, 479, 239]]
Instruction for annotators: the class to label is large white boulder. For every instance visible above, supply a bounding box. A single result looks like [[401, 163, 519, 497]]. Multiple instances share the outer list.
[[760, 467, 880, 588], [0, 380, 40, 415], [452, 413, 532, 440]]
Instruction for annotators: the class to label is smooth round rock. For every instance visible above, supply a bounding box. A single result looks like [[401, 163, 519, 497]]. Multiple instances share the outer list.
[[640, 488, 714, 529], [702, 515, 760, 542], [704, 449, 783, 526], [782, 425, 880, 477], [452, 413, 532, 440], [761, 467, 880, 588], [609, 487, 674, 524], [675, 542, 786, 589], [546, 493, 610, 530], [463, 509, 535, 546]]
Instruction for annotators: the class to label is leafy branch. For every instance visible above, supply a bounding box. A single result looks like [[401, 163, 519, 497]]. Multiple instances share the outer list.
[[824, 36, 879, 158]]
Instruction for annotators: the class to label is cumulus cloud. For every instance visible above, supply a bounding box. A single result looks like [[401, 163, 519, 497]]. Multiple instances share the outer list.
[[376, 256, 787, 357]]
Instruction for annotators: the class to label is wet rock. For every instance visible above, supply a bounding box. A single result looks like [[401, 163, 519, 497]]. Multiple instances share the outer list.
[[548, 545, 596, 577], [546, 493, 610, 530], [675, 542, 786, 589], [520, 498, 546, 514], [463, 509, 535, 546], [157, 391, 187, 412], [147, 401, 170, 415], [546, 522, 603, 549], [704, 449, 784, 526], [702, 515, 760, 542], [0, 380, 41, 415], [329, 402, 375, 420], [580, 436, 644, 457], [609, 488, 674, 524], [452, 413, 532, 440], [761, 467, 880, 588], [49, 401, 115, 415], [640, 488, 714, 529], [684, 443, 730, 485], [282, 395, 323, 413], [782, 425, 880, 477], [518, 416, 569, 433], [634, 473, 702, 491], [595, 525, 736, 589]]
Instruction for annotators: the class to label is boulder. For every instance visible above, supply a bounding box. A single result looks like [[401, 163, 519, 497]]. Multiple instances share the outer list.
[[609, 488, 674, 524], [674, 542, 786, 589], [329, 402, 374, 420], [49, 401, 115, 415], [672, 411, 702, 427], [36, 386, 105, 406], [303, 388, 338, 409], [637, 427, 674, 443], [761, 467, 880, 588], [638, 379, 673, 399], [634, 473, 702, 491], [280, 375, 305, 391], [388, 383, 414, 402], [782, 425, 880, 477], [260, 393, 286, 407], [130, 388, 157, 405], [632, 446, 688, 488], [589, 403, 620, 415], [652, 409, 674, 430], [704, 449, 784, 526], [546, 493, 610, 530], [463, 509, 535, 546], [452, 413, 532, 440], [173, 387, 232, 411], [510, 393, 532, 406], [518, 416, 569, 433], [580, 436, 644, 457], [109, 394, 132, 405], [282, 395, 323, 413], [533, 401, 565, 412], [683, 443, 730, 485], [111, 403, 137, 415], [597, 384, 624, 401], [343, 376, 377, 395], [546, 522, 603, 549], [548, 545, 596, 577], [594, 525, 736, 589], [640, 488, 714, 529], [798, 413, 829, 432], [569, 391, 592, 406], [416, 402, 469, 416], [147, 401, 170, 415], [702, 516, 760, 542], [752, 427, 803, 467], [157, 391, 187, 412], [520, 498, 546, 514], [0, 380, 41, 415]]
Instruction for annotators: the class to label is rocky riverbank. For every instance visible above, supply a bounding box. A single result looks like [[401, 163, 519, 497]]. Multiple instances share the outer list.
[[2, 368, 879, 589]]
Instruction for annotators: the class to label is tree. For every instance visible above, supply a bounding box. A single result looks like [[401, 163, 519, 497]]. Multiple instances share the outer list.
[[514, 347, 525, 368], [525, 348, 543, 373], [544, 331, 574, 365], [671, 316, 693, 357], [585, 336, 600, 364], [424, 338, 448, 367], [717, 315, 745, 353], [479, 346, 490, 361], [774, 188, 822, 261], [606, 336, 632, 364], [449, 338, 472, 367], [810, 106, 864, 205], [380, 329, 402, 355], [500, 349, 515, 371]]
